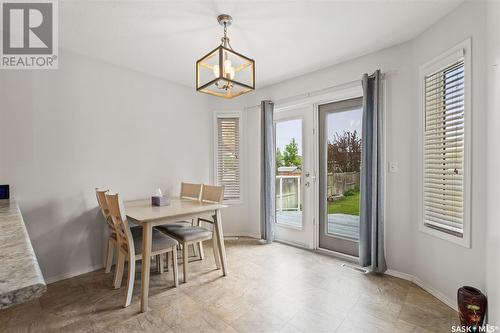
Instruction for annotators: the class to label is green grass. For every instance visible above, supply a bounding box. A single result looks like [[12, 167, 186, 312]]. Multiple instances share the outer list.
[[327, 191, 360, 215]]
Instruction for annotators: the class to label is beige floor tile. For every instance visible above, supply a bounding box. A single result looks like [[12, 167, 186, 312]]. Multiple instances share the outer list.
[[288, 308, 345, 333], [0, 239, 457, 333], [398, 302, 456, 332], [231, 307, 287, 333], [278, 323, 304, 333], [393, 319, 436, 333]]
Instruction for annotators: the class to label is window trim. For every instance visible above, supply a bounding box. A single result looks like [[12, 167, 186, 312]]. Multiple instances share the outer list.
[[213, 110, 244, 204], [418, 38, 472, 248]]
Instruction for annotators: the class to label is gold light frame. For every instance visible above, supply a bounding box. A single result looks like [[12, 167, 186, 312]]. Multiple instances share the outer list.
[[196, 15, 255, 99]]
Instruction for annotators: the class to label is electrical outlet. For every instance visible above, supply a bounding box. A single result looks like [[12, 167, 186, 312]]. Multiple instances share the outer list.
[[389, 161, 399, 173]]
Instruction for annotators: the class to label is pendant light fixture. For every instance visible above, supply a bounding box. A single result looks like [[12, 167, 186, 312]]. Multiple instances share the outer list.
[[196, 14, 255, 99]]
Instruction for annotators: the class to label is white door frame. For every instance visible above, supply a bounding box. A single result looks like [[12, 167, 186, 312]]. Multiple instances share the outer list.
[[274, 104, 314, 248], [274, 83, 364, 252]]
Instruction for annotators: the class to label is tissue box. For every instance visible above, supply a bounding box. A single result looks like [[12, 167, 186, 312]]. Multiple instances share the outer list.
[[152, 195, 170, 207]]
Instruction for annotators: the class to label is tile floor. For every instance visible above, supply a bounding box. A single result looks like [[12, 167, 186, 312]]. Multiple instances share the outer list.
[[0, 238, 459, 332]]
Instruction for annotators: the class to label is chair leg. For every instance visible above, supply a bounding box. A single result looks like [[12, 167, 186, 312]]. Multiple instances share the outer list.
[[124, 256, 135, 307], [191, 243, 198, 258], [159, 253, 164, 274], [155, 255, 160, 273], [172, 247, 179, 287], [113, 252, 125, 289], [105, 238, 114, 274], [198, 241, 204, 260], [212, 229, 221, 270], [165, 248, 171, 272], [183, 243, 189, 283]]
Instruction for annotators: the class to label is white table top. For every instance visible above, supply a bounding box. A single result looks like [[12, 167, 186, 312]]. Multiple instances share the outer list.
[[124, 197, 226, 223]]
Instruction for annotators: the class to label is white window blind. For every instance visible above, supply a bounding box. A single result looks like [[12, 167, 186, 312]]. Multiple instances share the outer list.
[[216, 117, 241, 200], [423, 59, 465, 236]]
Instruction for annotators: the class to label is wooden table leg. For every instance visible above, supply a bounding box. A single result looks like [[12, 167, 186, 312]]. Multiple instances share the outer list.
[[214, 209, 228, 276], [212, 222, 221, 270], [141, 223, 152, 313]]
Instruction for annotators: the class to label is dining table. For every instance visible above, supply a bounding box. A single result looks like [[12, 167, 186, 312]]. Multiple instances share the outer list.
[[124, 197, 228, 312]]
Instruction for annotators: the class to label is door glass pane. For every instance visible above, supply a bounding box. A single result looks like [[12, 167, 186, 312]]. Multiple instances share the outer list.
[[275, 119, 303, 227], [326, 109, 362, 240]]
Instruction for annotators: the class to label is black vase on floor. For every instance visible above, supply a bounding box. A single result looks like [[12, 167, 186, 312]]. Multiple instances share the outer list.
[[457, 286, 487, 331]]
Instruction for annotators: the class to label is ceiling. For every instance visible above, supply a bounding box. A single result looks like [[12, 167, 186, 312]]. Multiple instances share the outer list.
[[60, 0, 463, 89]]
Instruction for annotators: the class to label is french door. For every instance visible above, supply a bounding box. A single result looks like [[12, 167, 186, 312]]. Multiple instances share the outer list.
[[318, 98, 363, 257], [273, 105, 315, 248]]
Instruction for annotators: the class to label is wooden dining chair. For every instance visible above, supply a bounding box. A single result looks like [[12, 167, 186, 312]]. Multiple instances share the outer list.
[[105, 192, 179, 307], [158, 184, 224, 283], [95, 189, 116, 274], [181, 182, 203, 257], [180, 182, 203, 200], [157, 182, 203, 264], [96, 188, 142, 275], [168, 182, 203, 230]]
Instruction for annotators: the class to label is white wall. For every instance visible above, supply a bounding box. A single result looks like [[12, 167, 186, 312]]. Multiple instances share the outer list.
[[208, 94, 261, 238], [486, 0, 500, 324], [212, 41, 416, 275], [0, 51, 212, 282], [209, 0, 489, 311], [410, 0, 487, 308]]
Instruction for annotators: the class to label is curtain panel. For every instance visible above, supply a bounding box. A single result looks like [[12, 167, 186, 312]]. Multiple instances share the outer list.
[[260, 100, 275, 243], [359, 70, 387, 273]]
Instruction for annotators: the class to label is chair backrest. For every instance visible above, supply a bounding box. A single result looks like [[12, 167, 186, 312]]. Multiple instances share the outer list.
[[96, 188, 115, 233], [201, 185, 224, 203], [180, 182, 203, 200], [105, 193, 135, 256]]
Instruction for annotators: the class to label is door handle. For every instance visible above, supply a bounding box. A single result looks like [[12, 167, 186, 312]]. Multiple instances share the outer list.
[[305, 172, 316, 182]]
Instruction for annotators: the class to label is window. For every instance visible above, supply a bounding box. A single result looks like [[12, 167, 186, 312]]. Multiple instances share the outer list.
[[214, 112, 241, 202], [419, 39, 471, 247]]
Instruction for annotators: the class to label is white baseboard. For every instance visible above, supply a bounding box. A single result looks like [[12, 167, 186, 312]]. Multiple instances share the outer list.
[[246, 233, 262, 239], [44, 235, 259, 285], [385, 269, 457, 311], [385, 269, 414, 281], [45, 263, 105, 285], [275, 238, 310, 249], [224, 232, 260, 239]]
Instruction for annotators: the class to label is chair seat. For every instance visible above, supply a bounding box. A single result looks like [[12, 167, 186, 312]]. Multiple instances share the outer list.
[[110, 226, 142, 241], [130, 226, 142, 237], [133, 229, 178, 255], [156, 221, 192, 232], [159, 226, 212, 242]]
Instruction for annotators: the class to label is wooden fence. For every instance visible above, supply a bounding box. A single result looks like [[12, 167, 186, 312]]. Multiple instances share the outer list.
[[276, 176, 300, 211], [327, 172, 360, 199], [275, 172, 360, 210]]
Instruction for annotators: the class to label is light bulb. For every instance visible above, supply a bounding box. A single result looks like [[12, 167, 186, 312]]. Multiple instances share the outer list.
[[213, 65, 220, 78], [228, 68, 235, 80], [223, 59, 235, 80]]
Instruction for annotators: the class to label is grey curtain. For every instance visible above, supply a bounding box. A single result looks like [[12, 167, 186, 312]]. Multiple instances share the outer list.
[[359, 70, 387, 273], [260, 100, 275, 243]]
